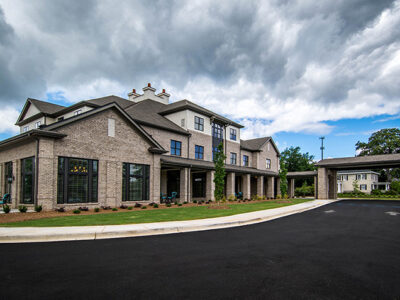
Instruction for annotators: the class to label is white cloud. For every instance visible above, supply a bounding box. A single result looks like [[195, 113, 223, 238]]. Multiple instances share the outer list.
[[0, 107, 20, 134]]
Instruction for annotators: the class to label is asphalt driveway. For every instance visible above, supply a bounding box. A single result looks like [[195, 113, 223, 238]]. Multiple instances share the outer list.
[[0, 200, 399, 300]]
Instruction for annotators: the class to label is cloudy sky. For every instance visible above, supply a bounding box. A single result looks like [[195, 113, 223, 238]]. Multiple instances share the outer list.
[[0, 0, 399, 159]]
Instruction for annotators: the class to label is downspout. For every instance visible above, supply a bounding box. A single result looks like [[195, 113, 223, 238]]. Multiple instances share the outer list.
[[35, 137, 39, 206]]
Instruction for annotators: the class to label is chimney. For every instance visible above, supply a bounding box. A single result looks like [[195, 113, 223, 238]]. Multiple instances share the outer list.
[[128, 88, 140, 101], [142, 83, 157, 99], [157, 88, 170, 104]]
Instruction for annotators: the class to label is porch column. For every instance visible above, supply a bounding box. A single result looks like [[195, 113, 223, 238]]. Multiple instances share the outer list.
[[161, 170, 167, 195], [256, 175, 264, 197], [314, 176, 318, 199], [328, 169, 337, 199], [11, 160, 19, 208], [180, 167, 190, 202], [276, 177, 281, 196], [226, 172, 235, 197], [288, 178, 295, 198], [266, 176, 274, 198], [242, 174, 251, 199], [317, 167, 329, 199], [206, 170, 215, 201]]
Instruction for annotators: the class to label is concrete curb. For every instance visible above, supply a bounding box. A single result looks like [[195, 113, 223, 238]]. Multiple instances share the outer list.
[[0, 200, 336, 243]]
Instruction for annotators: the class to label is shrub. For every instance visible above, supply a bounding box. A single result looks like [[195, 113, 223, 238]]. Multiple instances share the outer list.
[[283, 194, 289, 200], [166, 203, 172, 207], [94, 207, 100, 212], [371, 189, 383, 196], [174, 201, 178, 205], [193, 200, 197, 203], [153, 204, 159, 208], [112, 208, 118, 211], [2, 204, 10, 214], [101, 206, 111, 210], [183, 201, 188, 204], [228, 194, 236, 202], [390, 181, 400, 194], [18, 205, 28, 213], [127, 206, 133, 210], [120, 204, 128, 209], [141, 206, 147, 209], [34, 205, 42, 212], [294, 183, 314, 197], [178, 203, 182, 206], [56, 207, 65, 212], [79, 206, 89, 211], [149, 202, 156, 206], [134, 203, 142, 208], [73, 209, 81, 214], [385, 189, 398, 196]]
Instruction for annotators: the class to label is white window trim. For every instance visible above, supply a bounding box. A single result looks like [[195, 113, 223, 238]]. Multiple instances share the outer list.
[[23, 126, 29, 132], [35, 121, 41, 129]]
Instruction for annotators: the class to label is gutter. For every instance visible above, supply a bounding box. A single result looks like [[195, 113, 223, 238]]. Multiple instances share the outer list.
[[34, 138, 39, 206]]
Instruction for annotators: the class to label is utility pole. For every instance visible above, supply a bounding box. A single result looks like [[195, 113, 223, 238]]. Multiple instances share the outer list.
[[320, 137, 325, 160]]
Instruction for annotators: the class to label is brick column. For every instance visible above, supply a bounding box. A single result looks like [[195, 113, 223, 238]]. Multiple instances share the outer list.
[[266, 176, 274, 198], [256, 175, 264, 197], [242, 174, 251, 199], [328, 169, 337, 199], [226, 172, 235, 197], [206, 170, 215, 201], [37, 138, 56, 210], [11, 160, 19, 208], [180, 167, 190, 202], [317, 167, 328, 199], [151, 154, 161, 203], [288, 178, 295, 198], [276, 177, 281, 196], [314, 176, 318, 199]]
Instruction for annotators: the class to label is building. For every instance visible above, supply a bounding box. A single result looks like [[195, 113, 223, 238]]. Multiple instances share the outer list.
[[337, 170, 390, 194], [0, 84, 280, 210]]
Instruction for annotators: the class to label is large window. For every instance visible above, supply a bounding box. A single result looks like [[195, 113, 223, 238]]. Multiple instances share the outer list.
[[266, 159, 271, 169], [57, 157, 98, 204], [194, 116, 204, 131], [170, 140, 182, 156], [360, 184, 367, 191], [243, 155, 249, 167], [212, 123, 223, 139], [212, 147, 219, 161], [230, 153, 237, 165], [122, 163, 150, 201], [195, 145, 204, 159], [21, 157, 35, 204], [230, 128, 237, 141], [357, 174, 367, 180]]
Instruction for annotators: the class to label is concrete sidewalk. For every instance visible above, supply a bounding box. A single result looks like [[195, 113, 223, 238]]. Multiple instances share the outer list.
[[0, 200, 336, 243]]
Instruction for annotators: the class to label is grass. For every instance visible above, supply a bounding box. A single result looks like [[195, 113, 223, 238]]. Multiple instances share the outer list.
[[0, 199, 311, 227]]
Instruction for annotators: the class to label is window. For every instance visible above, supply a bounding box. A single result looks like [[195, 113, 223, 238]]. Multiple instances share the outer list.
[[212, 147, 219, 161], [108, 118, 115, 137], [74, 109, 82, 116], [343, 175, 348, 181], [230, 128, 237, 141], [170, 140, 182, 156], [21, 157, 35, 204], [230, 153, 237, 165], [122, 163, 150, 201], [35, 121, 41, 129], [194, 116, 204, 131], [266, 159, 271, 169], [57, 157, 98, 204], [212, 123, 223, 139], [243, 155, 249, 166], [195, 145, 204, 159], [181, 118, 185, 127], [360, 184, 367, 191], [356, 174, 367, 180], [23, 126, 29, 132]]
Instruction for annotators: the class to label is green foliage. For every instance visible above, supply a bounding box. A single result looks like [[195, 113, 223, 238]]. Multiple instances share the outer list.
[[371, 189, 383, 196], [2, 204, 10, 214], [141, 206, 147, 209], [213, 142, 227, 203], [280, 146, 316, 172], [112, 208, 118, 211], [352, 180, 360, 192], [356, 128, 400, 155], [153, 204, 159, 208], [127, 206, 133, 210], [94, 207, 100, 212], [34, 205, 42, 213], [166, 203, 172, 207], [73, 209, 81, 214], [178, 203, 182, 206], [294, 182, 314, 197], [18, 205, 28, 213], [279, 159, 288, 196], [390, 181, 400, 194]]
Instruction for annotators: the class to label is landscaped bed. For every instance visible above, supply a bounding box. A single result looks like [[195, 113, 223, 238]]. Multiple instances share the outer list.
[[0, 198, 312, 227]]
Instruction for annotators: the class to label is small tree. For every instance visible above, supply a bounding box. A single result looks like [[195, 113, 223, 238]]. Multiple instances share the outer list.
[[213, 142, 227, 204], [352, 180, 359, 192], [279, 159, 288, 197]]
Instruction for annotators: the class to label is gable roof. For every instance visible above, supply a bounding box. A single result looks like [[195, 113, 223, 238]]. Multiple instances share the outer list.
[[240, 137, 280, 156], [159, 99, 244, 128], [16, 98, 66, 124]]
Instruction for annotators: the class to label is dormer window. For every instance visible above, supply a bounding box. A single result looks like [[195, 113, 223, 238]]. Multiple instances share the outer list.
[[74, 109, 82, 116], [35, 121, 41, 129], [23, 126, 29, 132]]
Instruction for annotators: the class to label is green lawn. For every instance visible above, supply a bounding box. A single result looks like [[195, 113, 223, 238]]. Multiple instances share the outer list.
[[0, 199, 312, 227]]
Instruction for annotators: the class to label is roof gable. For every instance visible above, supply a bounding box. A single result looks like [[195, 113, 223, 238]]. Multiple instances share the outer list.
[[16, 98, 65, 124], [241, 137, 280, 156]]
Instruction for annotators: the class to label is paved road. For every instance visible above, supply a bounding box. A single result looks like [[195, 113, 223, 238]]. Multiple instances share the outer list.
[[0, 200, 399, 300]]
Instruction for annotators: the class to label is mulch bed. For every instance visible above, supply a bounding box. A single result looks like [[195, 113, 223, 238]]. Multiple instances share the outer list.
[[0, 199, 292, 224]]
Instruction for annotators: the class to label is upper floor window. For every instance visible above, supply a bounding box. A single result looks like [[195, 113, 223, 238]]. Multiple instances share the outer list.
[[230, 128, 237, 141], [243, 155, 249, 167], [23, 126, 29, 132], [195, 145, 204, 160], [356, 174, 367, 180], [74, 109, 82, 116], [212, 123, 223, 139], [171, 140, 182, 156], [35, 121, 41, 129], [230, 153, 237, 165], [266, 159, 271, 169], [212, 147, 219, 161], [194, 116, 204, 131]]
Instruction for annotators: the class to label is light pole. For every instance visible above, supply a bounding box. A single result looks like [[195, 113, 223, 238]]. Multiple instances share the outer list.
[[320, 137, 325, 160]]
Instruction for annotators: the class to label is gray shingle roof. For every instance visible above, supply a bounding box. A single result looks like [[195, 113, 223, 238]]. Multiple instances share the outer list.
[[240, 137, 271, 151], [28, 98, 65, 114], [159, 99, 244, 128], [316, 153, 400, 169], [86, 95, 134, 109]]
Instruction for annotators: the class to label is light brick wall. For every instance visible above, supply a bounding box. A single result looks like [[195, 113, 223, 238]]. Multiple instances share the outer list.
[[188, 130, 212, 161], [225, 140, 240, 165], [257, 141, 279, 172]]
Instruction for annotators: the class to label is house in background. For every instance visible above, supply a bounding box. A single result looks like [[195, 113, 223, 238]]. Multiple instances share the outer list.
[[0, 84, 280, 210], [337, 170, 390, 194]]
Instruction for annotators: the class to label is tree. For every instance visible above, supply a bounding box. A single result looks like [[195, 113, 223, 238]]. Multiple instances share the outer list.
[[352, 180, 359, 192], [280, 146, 316, 172], [213, 142, 226, 203], [356, 128, 400, 181], [279, 159, 288, 196]]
